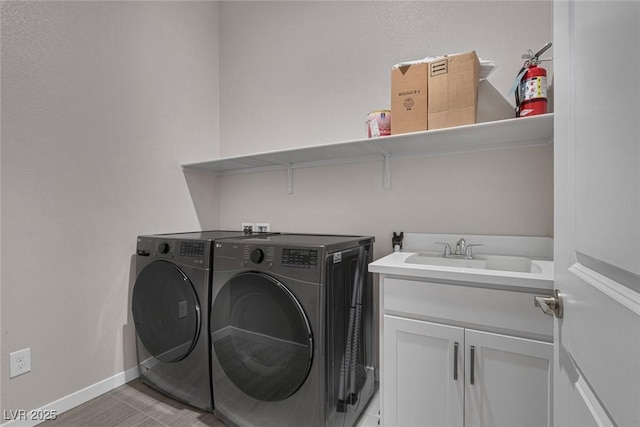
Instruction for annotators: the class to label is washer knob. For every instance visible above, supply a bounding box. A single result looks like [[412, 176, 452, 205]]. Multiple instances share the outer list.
[[157, 242, 170, 254], [250, 248, 264, 264]]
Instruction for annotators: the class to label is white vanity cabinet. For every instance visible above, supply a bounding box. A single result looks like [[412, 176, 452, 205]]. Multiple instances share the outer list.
[[379, 276, 553, 427], [383, 315, 464, 427]]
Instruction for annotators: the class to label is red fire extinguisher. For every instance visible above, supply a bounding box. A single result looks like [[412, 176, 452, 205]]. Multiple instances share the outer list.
[[515, 43, 552, 117]]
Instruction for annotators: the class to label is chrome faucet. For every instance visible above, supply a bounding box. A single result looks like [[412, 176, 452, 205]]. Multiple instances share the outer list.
[[435, 241, 452, 257], [435, 238, 483, 259], [455, 238, 467, 256]]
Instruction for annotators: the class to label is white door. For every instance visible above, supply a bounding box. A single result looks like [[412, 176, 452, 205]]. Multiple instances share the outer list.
[[553, 1, 640, 426], [383, 315, 464, 427]]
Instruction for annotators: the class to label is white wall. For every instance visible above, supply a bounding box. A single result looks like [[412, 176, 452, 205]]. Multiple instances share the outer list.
[[218, 145, 553, 259], [216, 1, 554, 258], [0, 1, 220, 412], [0, 0, 554, 417]]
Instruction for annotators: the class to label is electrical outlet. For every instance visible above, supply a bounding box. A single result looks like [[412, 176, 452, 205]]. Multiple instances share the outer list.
[[255, 223, 271, 233], [10, 348, 31, 378], [241, 223, 255, 234]]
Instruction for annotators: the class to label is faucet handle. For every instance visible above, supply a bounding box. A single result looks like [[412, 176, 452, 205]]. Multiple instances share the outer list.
[[435, 242, 452, 257], [464, 244, 483, 258]]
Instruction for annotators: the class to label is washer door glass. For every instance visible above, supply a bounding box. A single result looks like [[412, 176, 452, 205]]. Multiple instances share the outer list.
[[132, 260, 201, 363], [211, 272, 313, 402]]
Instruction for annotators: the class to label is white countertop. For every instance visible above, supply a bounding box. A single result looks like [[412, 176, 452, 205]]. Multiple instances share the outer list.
[[369, 251, 554, 291]]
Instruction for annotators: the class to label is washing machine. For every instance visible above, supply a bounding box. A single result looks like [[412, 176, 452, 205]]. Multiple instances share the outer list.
[[210, 234, 378, 427], [132, 230, 268, 411]]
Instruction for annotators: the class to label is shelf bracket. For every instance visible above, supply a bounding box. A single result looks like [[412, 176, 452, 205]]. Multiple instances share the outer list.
[[286, 164, 293, 194], [370, 142, 392, 190], [383, 152, 391, 190], [272, 161, 294, 194]]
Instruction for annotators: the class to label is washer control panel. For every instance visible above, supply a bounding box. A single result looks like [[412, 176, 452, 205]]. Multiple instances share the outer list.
[[153, 240, 176, 258], [180, 241, 205, 258], [157, 242, 171, 255], [136, 237, 208, 266]]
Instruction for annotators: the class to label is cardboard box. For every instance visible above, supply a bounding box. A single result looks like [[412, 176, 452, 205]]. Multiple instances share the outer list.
[[391, 51, 480, 134], [391, 62, 430, 134]]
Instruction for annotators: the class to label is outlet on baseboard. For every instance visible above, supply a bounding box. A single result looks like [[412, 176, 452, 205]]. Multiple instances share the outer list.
[[10, 348, 31, 378]]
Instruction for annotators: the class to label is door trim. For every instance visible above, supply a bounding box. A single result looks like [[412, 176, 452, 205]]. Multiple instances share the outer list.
[[569, 263, 640, 314], [574, 372, 615, 427]]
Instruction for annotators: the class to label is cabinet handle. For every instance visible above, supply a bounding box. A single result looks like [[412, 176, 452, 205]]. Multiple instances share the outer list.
[[470, 345, 476, 385], [453, 342, 459, 380]]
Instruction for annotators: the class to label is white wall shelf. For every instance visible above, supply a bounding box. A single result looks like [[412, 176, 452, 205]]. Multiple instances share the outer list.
[[182, 113, 553, 193]]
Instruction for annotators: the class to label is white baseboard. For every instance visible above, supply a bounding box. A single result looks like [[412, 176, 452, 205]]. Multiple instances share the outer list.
[[2, 366, 139, 427]]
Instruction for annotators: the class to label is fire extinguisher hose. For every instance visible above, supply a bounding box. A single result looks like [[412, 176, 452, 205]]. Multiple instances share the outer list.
[[513, 66, 527, 116]]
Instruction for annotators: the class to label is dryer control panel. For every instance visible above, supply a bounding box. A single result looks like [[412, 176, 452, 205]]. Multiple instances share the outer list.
[[242, 245, 275, 268], [239, 245, 319, 269], [213, 241, 324, 283], [282, 248, 318, 269]]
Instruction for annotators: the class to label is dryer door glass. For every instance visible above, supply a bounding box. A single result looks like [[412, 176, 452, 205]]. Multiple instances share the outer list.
[[211, 272, 313, 402], [132, 260, 201, 363]]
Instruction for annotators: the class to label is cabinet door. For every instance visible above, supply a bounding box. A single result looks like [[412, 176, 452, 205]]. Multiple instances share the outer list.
[[382, 315, 464, 427], [465, 329, 552, 427]]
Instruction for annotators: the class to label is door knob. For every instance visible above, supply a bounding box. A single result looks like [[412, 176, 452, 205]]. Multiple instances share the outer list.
[[534, 289, 563, 318]]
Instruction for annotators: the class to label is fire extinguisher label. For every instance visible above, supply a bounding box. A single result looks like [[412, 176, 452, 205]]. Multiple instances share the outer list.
[[520, 76, 547, 101]]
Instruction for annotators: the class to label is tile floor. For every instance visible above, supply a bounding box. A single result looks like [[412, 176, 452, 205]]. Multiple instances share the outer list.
[[41, 379, 380, 427]]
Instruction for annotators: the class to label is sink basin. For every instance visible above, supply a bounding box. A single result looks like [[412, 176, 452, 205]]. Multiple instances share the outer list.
[[405, 253, 541, 274], [404, 255, 487, 269], [369, 234, 554, 290], [484, 255, 541, 273]]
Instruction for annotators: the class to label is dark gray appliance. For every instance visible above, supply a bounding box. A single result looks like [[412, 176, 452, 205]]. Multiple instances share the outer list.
[[210, 234, 377, 427], [132, 230, 267, 411]]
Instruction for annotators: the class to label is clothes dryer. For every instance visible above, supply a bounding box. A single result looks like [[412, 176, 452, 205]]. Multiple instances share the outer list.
[[210, 234, 377, 427], [132, 231, 266, 411]]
